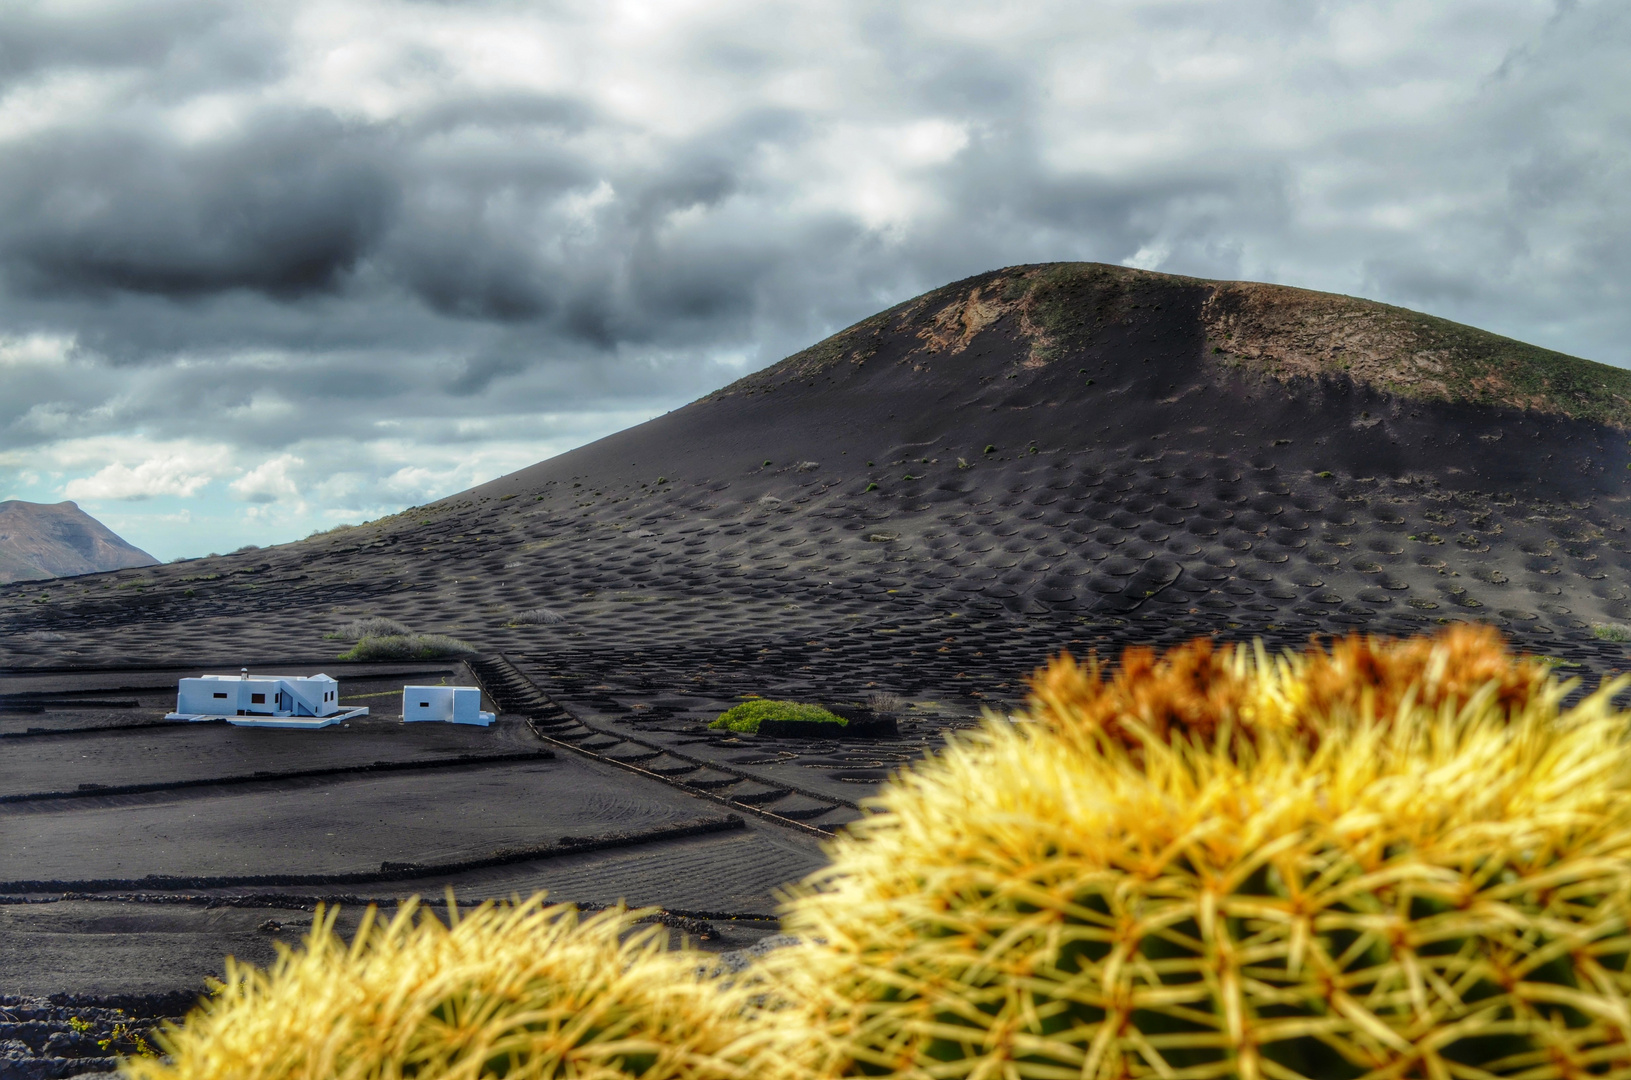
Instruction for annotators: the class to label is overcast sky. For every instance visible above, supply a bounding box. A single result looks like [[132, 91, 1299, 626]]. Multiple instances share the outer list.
[[1, 0, 1627, 560]]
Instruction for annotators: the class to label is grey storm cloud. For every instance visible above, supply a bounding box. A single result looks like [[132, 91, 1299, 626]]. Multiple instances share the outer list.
[[0, 0, 277, 91], [0, 0, 1628, 558], [1, 109, 396, 299]]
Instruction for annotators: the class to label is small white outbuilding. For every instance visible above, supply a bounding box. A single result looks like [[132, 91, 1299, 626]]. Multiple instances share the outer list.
[[168, 670, 369, 729], [402, 685, 495, 726]]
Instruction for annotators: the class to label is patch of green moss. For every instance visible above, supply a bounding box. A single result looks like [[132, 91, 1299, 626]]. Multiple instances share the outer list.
[[1018, 263, 1195, 362], [1394, 310, 1631, 427], [708, 699, 847, 734]]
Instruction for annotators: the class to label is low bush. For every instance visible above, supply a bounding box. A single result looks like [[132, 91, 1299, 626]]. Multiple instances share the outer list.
[[337, 633, 477, 661], [1593, 621, 1631, 642], [708, 700, 846, 734]]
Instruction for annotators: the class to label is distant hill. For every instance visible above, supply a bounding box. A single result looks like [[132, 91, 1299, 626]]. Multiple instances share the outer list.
[[0, 500, 158, 583], [7, 262, 1631, 669]]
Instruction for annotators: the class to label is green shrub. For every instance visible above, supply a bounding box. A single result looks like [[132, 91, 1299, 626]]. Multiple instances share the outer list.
[[708, 700, 846, 734], [1593, 622, 1631, 642], [337, 633, 478, 661]]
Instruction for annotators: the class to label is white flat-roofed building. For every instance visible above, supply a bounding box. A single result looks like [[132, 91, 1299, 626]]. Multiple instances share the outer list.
[[168, 670, 368, 729], [402, 685, 495, 726]]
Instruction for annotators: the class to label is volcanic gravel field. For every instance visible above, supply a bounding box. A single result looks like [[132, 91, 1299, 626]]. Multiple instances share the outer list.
[[5, 263, 1631, 1076]]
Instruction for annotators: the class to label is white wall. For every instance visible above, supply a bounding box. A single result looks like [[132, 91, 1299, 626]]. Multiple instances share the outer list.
[[177, 674, 342, 716], [402, 685, 488, 724], [177, 677, 239, 715]]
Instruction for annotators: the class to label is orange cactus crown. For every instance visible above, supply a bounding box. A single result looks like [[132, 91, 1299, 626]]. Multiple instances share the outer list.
[[1026, 622, 1552, 749]]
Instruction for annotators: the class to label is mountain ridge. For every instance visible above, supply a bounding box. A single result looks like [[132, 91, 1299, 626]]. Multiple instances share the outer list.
[[0, 500, 159, 584]]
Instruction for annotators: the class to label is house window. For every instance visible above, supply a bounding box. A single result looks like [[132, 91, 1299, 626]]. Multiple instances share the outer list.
[[419, 701, 430, 707], [213, 692, 228, 699], [251, 693, 266, 704]]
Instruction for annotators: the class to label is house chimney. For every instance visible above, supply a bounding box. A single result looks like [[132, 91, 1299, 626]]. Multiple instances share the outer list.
[[241, 667, 248, 680]]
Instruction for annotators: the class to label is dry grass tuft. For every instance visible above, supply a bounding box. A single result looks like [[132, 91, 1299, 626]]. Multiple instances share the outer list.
[[509, 608, 568, 626], [865, 691, 906, 717], [331, 616, 412, 641]]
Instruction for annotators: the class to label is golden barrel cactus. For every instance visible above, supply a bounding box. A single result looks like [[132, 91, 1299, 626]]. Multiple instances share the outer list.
[[123, 894, 779, 1080], [778, 628, 1631, 1079]]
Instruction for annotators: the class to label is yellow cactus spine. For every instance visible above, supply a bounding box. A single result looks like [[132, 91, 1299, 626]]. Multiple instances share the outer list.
[[122, 893, 780, 1080], [777, 628, 1631, 1079]]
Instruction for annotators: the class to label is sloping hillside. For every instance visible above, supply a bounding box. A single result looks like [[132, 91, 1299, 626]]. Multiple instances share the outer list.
[[0, 500, 158, 583], [4, 263, 1629, 675]]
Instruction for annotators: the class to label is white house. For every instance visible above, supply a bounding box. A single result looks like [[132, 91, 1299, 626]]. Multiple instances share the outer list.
[[402, 685, 495, 726], [168, 670, 369, 729]]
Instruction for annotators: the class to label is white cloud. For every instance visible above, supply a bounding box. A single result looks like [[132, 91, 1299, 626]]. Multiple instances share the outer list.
[[0, 331, 75, 367], [64, 454, 216, 500], [229, 452, 305, 504]]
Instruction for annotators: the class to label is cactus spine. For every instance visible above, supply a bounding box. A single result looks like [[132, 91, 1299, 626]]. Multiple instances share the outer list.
[[123, 895, 780, 1080], [777, 629, 1631, 1079]]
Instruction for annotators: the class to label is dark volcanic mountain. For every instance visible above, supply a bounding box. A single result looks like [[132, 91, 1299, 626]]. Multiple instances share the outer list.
[[7, 264, 1631, 1029], [5, 262, 1631, 682], [0, 500, 158, 584]]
